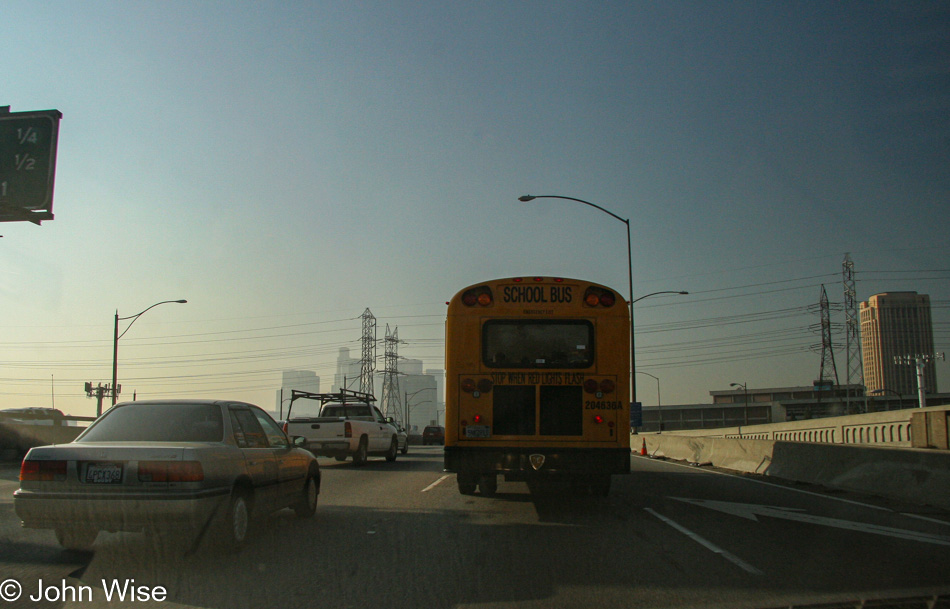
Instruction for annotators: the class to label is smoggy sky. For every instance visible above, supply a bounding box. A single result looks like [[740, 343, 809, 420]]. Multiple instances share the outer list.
[[3, 1, 948, 416]]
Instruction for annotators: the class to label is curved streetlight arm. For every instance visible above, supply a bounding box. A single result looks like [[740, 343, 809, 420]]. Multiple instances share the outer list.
[[111, 299, 187, 409], [519, 195, 629, 225], [633, 291, 688, 304], [117, 300, 188, 340]]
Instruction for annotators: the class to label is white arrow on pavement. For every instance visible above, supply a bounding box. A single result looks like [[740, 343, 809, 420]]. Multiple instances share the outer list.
[[672, 497, 950, 547]]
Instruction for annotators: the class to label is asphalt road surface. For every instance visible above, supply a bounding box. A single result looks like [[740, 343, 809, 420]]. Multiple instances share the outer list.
[[1, 446, 948, 609]]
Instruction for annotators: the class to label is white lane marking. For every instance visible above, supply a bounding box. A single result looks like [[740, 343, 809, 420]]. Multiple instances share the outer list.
[[901, 513, 950, 527], [673, 497, 950, 547], [422, 475, 449, 493], [644, 508, 763, 575]]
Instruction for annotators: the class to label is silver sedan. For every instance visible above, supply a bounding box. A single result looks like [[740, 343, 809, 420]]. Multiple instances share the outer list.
[[14, 399, 320, 551]]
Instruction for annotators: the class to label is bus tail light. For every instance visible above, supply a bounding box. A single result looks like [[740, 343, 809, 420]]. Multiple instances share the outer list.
[[462, 287, 493, 307], [584, 287, 616, 308], [599, 379, 615, 394], [20, 459, 67, 482], [583, 379, 599, 394], [473, 414, 483, 423], [461, 378, 477, 393], [593, 415, 604, 424], [477, 379, 493, 393]]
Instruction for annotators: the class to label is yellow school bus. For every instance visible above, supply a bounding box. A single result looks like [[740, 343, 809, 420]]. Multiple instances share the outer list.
[[444, 276, 630, 496]]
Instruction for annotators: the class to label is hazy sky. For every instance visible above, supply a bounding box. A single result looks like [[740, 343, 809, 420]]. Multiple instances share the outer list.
[[3, 1, 948, 417]]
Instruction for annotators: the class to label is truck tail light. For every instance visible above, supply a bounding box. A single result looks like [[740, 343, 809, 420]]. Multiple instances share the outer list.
[[344, 421, 352, 438], [20, 459, 67, 482]]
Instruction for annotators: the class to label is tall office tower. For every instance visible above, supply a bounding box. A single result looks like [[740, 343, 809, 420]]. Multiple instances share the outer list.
[[860, 292, 937, 396], [276, 370, 320, 417]]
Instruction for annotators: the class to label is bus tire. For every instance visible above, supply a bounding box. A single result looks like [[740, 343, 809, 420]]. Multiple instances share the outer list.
[[457, 473, 477, 495], [590, 475, 611, 497], [478, 474, 497, 497]]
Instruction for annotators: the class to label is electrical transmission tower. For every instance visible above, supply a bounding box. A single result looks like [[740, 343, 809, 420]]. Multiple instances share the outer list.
[[380, 324, 402, 423], [812, 284, 841, 387], [842, 253, 864, 411], [360, 308, 376, 398]]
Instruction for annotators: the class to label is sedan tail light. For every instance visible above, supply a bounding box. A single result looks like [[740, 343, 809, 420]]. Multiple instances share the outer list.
[[137, 461, 204, 483], [20, 459, 67, 482]]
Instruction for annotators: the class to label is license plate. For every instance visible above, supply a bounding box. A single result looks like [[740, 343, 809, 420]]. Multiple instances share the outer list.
[[84, 462, 123, 484], [465, 425, 490, 438]]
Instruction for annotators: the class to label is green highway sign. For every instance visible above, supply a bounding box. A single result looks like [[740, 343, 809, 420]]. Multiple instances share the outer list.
[[0, 107, 62, 224]]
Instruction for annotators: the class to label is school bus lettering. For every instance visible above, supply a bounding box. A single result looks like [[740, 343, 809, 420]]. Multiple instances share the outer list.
[[502, 285, 573, 304]]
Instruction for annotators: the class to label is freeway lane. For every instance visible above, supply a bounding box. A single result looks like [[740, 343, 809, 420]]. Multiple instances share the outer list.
[[0, 447, 948, 608]]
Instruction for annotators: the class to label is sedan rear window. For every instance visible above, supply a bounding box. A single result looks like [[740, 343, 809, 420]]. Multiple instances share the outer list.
[[78, 403, 224, 442]]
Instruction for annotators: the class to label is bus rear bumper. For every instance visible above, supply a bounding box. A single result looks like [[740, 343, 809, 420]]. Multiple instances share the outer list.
[[444, 446, 630, 480]]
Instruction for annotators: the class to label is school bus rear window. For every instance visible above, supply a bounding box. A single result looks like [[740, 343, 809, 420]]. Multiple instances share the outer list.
[[482, 320, 594, 369]]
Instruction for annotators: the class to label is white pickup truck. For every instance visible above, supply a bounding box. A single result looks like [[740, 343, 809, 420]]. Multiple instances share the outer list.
[[282, 390, 400, 465]]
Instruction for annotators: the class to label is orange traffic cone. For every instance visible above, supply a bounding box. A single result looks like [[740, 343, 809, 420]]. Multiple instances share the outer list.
[[640, 438, 648, 456]]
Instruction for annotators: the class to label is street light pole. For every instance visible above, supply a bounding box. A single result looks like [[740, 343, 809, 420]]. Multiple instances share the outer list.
[[519, 195, 635, 401], [637, 371, 661, 432], [405, 387, 435, 432], [730, 382, 749, 431], [111, 299, 187, 409]]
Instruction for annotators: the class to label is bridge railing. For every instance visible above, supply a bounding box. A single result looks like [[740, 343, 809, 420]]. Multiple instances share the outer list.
[[644, 404, 949, 449]]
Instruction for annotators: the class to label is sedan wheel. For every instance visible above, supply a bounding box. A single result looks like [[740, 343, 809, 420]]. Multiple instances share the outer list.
[[386, 437, 398, 462], [224, 492, 250, 551], [294, 474, 319, 518]]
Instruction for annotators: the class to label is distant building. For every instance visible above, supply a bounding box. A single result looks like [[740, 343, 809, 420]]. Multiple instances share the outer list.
[[333, 348, 363, 393], [276, 370, 320, 418], [860, 292, 937, 396]]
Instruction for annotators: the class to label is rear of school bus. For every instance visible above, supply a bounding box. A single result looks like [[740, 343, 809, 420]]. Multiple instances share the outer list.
[[444, 277, 630, 496]]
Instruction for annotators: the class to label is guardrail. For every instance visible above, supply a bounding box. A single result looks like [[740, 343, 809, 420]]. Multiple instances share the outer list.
[[645, 404, 950, 449]]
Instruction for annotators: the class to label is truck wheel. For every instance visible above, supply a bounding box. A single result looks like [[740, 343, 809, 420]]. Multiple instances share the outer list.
[[386, 437, 398, 462], [55, 527, 98, 551], [293, 472, 319, 518], [353, 437, 368, 466]]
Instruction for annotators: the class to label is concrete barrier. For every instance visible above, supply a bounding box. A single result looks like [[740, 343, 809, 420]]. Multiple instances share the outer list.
[[642, 434, 950, 510]]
